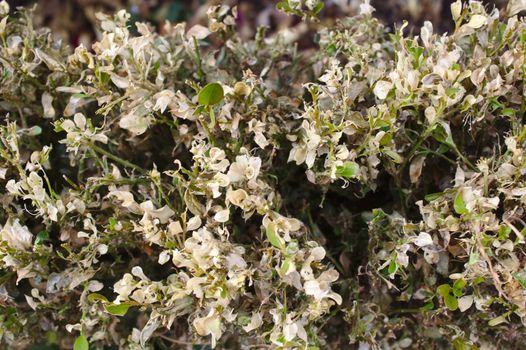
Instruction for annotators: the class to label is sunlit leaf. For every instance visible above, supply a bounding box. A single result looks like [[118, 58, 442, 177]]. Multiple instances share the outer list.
[[87, 293, 109, 303], [105, 303, 130, 316], [454, 190, 468, 215], [444, 294, 458, 311], [265, 223, 284, 250], [198, 83, 224, 106], [336, 162, 359, 179]]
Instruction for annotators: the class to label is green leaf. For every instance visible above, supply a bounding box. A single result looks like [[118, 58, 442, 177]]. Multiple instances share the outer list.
[[501, 108, 516, 117], [446, 87, 459, 98], [108, 217, 117, 230], [266, 223, 285, 250], [473, 276, 485, 285], [437, 284, 451, 297], [387, 260, 397, 274], [335, 162, 359, 179], [104, 303, 130, 316], [279, 258, 291, 276], [371, 209, 386, 222], [237, 314, 251, 327], [433, 122, 456, 148], [73, 335, 89, 350], [410, 46, 424, 62], [452, 287, 463, 298], [312, 2, 324, 15], [513, 269, 526, 289], [28, 126, 42, 136], [379, 132, 392, 146], [453, 279, 467, 290], [424, 192, 443, 202], [454, 190, 468, 215], [421, 301, 434, 311], [325, 44, 337, 55], [498, 225, 511, 240], [444, 294, 458, 311], [35, 231, 50, 245], [452, 337, 469, 350], [53, 122, 64, 132], [383, 149, 403, 164], [87, 293, 109, 303], [488, 315, 507, 326], [46, 330, 58, 344], [193, 105, 206, 116], [276, 0, 292, 12], [198, 83, 224, 106]]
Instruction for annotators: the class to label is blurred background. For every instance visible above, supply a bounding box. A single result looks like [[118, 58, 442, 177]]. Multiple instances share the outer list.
[[5, 0, 510, 48]]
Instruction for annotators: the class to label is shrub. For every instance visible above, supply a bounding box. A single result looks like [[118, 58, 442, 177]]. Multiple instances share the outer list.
[[0, 0, 525, 349]]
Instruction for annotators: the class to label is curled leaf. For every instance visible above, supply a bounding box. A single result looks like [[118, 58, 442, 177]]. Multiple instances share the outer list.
[[454, 190, 468, 215], [265, 223, 285, 250]]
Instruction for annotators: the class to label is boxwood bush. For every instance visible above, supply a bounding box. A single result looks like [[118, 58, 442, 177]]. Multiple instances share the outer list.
[[0, 0, 526, 349]]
